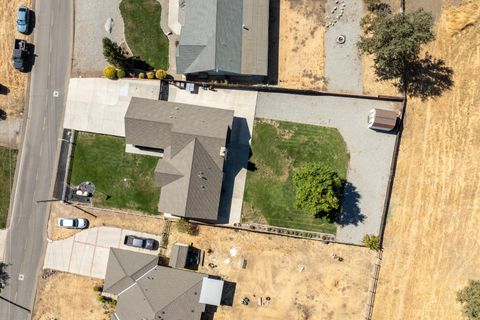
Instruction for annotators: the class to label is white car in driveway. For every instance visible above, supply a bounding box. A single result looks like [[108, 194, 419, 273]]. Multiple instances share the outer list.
[[58, 218, 89, 229]]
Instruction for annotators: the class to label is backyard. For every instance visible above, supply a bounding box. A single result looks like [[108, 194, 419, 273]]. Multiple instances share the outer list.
[[119, 0, 169, 70], [0, 147, 17, 228], [242, 119, 349, 233], [69, 132, 160, 214]]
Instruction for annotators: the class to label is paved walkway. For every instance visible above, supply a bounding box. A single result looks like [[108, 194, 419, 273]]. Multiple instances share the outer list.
[[256, 92, 401, 244], [168, 86, 258, 225], [324, 0, 364, 93], [158, 0, 182, 78], [63, 78, 160, 136], [44, 227, 160, 279], [0, 119, 21, 148]]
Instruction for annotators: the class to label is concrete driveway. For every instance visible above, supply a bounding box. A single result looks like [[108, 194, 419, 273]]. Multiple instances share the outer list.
[[168, 86, 258, 225], [63, 78, 160, 136], [44, 227, 160, 279], [256, 92, 401, 244]]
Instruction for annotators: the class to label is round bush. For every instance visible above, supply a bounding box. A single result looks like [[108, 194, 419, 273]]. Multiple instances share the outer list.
[[146, 71, 155, 79], [117, 69, 126, 78], [138, 72, 145, 79], [103, 66, 117, 80], [155, 69, 167, 79]]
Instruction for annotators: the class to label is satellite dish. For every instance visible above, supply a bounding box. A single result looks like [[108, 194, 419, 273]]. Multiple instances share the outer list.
[[105, 18, 114, 34]]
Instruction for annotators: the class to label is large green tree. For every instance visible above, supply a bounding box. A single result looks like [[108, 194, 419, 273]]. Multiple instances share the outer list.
[[358, 9, 452, 98], [292, 163, 343, 216], [457, 280, 480, 320], [102, 37, 128, 69]]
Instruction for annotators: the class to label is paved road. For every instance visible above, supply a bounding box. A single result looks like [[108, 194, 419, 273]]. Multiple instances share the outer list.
[[0, 0, 73, 319]]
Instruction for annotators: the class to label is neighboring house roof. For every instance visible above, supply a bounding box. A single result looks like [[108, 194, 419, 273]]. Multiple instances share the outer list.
[[169, 243, 189, 268], [103, 248, 159, 295], [124, 98, 234, 221], [104, 248, 210, 320], [176, 0, 269, 75]]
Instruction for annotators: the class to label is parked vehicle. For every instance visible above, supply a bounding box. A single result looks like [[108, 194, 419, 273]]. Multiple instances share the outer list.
[[124, 235, 157, 250], [12, 39, 28, 71], [16, 6, 30, 34], [58, 218, 89, 229]]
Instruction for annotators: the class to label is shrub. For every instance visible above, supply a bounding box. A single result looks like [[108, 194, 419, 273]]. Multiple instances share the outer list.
[[457, 280, 480, 320], [138, 72, 145, 79], [103, 66, 117, 80], [117, 69, 126, 78], [93, 285, 103, 292], [155, 69, 167, 79], [146, 71, 155, 79], [176, 219, 199, 235], [363, 234, 380, 250]]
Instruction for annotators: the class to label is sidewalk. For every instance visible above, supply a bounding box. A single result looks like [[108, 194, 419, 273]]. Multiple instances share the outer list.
[[0, 229, 7, 261]]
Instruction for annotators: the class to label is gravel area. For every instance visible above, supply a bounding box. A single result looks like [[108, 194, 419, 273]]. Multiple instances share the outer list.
[[324, 0, 364, 93], [72, 0, 128, 76], [255, 92, 402, 244]]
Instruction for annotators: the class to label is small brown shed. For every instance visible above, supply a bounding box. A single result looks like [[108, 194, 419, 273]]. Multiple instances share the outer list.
[[367, 108, 400, 131]]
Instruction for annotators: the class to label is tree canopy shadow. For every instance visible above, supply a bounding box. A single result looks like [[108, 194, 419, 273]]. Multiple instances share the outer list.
[[0, 262, 10, 293], [337, 181, 365, 226], [405, 53, 454, 101]]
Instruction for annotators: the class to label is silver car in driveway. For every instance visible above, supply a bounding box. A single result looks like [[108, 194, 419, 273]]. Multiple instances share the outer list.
[[58, 218, 89, 229], [16, 6, 30, 34]]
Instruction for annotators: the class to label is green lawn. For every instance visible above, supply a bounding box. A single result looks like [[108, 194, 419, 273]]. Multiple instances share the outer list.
[[243, 120, 350, 233], [0, 147, 17, 229], [69, 133, 160, 214], [120, 0, 169, 70]]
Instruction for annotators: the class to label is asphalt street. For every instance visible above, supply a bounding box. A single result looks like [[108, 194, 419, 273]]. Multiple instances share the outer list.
[[0, 0, 73, 319]]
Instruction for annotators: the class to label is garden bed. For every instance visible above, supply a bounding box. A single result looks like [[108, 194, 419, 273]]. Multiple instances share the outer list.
[[0, 147, 17, 228]]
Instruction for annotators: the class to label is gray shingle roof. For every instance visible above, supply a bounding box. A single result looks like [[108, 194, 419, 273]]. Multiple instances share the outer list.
[[103, 248, 159, 295], [169, 243, 189, 268], [176, 0, 269, 75], [124, 98, 233, 221], [104, 249, 208, 320]]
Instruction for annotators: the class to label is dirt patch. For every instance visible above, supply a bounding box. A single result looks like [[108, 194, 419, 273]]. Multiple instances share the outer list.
[[0, 0, 30, 119], [278, 0, 326, 90], [48, 202, 165, 240], [33, 271, 113, 320], [372, 2, 480, 319], [167, 225, 375, 319]]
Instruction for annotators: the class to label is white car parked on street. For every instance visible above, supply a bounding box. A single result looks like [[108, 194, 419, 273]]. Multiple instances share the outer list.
[[57, 218, 89, 229]]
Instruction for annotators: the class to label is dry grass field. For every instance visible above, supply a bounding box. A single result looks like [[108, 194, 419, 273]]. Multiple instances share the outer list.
[[372, 1, 480, 319], [33, 272, 113, 320], [278, 0, 326, 90], [0, 0, 30, 119], [168, 226, 375, 320]]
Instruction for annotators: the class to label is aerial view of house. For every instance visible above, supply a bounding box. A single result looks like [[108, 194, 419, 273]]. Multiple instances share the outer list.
[[0, 0, 478, 320]]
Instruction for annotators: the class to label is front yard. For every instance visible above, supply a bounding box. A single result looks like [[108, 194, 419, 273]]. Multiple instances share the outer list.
[[242, 119, 349, 233], [69, 132, 160, 214], [0, 147, 17, 228], [120, 0, 169, 70]]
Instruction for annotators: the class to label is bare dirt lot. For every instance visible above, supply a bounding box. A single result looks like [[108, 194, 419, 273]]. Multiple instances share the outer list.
[[168, 226, 375, 320], [48, 202, 164, 240], [33, 271, 113, 320], [0, 0, 30, 119], [372, 1, 480, 319], [278, 0, 326, 90]]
